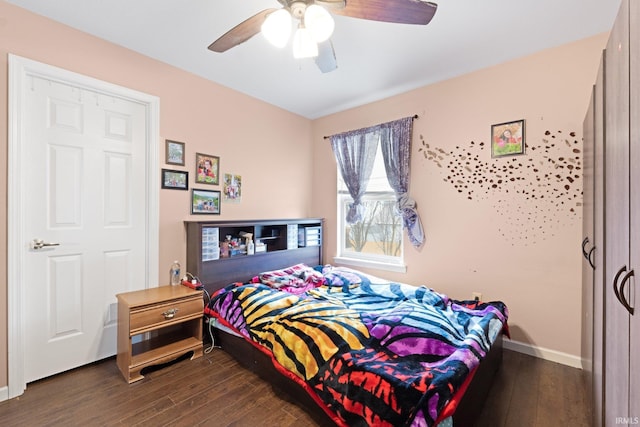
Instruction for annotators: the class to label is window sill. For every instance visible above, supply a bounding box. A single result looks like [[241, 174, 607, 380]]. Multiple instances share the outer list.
[[333, 256, 407, 274]]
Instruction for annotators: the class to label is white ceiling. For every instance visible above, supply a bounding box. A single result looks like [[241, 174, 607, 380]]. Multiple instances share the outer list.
[[7, 0, 621, 119]]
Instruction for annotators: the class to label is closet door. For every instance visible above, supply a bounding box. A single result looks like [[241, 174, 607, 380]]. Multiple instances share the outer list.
[[629, 0, 640, 417], [581, 84, 594, 391], [604, 0, 630, 425], [593, 53, 606, 427]]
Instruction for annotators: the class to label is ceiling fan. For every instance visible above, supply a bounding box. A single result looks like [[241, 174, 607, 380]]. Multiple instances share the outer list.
[[208, 0, 438, 73]]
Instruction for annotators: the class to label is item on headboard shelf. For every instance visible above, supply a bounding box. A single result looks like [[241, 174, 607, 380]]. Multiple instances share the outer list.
[[298, 226, 321, 247], [287, 224, 299, 249], [240, 231, 255, 255], [230, 247, 246, 257], [201, 227, 220, 261], [255, 241, 266, 253], [220, 241, 230, 258]]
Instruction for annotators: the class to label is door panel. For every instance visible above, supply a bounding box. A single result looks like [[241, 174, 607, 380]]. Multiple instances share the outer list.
[[629, 0, 640, 418], [581, 84, 594, 386], [604, 0, 631, 425], [48, 254, 83, 338], [593, 53, 606, 427], [49, 145, 83, 226], [104, 152, 132, 225]]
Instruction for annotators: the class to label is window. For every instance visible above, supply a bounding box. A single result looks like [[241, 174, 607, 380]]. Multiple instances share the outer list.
[[336, 144, 405, 271]]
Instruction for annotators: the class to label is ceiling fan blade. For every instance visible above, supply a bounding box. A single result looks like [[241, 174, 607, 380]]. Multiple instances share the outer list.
[[315, 39, 338, 73], [208, 8, 279, 52], [331, 0, 437, 25], [315, 0, 346, 10]]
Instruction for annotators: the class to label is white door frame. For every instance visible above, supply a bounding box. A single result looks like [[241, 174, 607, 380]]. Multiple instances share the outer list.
[[7, 54, 160, 399]]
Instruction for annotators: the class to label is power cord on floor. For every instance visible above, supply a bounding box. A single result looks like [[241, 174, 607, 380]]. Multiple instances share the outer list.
[[204, 317, 222, 354]]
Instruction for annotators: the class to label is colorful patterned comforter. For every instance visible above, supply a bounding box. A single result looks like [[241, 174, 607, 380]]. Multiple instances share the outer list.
[[205, 271, 508, 427]]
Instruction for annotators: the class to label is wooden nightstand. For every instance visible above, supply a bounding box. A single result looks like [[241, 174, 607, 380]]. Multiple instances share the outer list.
[[116, 286, 204, 383]]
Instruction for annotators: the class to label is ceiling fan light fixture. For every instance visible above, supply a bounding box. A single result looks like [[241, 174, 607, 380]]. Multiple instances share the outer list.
[[304, 4, 335, 43], [292, 25, 318, 58], [261, 9, 292, 48]]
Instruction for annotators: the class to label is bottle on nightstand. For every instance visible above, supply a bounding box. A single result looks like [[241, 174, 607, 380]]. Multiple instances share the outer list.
[[170, 260, 181, 285]]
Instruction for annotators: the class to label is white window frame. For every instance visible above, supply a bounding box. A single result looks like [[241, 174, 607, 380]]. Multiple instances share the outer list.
[[335, 192, 406, 273]]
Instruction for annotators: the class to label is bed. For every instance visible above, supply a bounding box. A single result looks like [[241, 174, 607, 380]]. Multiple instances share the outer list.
[[201, 263, 508, 427]]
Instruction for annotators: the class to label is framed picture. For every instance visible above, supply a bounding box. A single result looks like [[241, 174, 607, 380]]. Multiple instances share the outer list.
[[195, 153, 220, 185], [491, 119, 525, 158], [223, 173, 242, 203], [161, 169, 189, 190], [191, 189, 221, 214], [165, 139, 185, 166]]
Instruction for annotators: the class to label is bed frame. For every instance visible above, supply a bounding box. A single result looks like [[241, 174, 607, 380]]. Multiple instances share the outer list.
[[215, 326, 503, 427], [199, 247, 503, 426]]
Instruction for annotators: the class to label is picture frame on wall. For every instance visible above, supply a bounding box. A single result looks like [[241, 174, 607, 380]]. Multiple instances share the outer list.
[[191, 189, 221, 214], [165, 139, 186, 166], [161, 169, 188, 190], [223, 173, 242, 203], [195, 152, 220, 185], [491, 119, 525, 158]]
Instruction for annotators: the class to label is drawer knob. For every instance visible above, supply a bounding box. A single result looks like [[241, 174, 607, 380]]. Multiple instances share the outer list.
[[162, 308, 179, 319]]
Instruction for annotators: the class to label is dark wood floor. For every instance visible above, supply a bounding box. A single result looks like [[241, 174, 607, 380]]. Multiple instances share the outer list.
[[0, 348, 591, 426]]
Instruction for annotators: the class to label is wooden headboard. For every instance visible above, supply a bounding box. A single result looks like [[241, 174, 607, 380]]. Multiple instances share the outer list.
[[184, 218, 324, 295]]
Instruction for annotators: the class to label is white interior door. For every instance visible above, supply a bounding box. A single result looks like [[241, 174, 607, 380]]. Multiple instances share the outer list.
[[8, 56, 159, 387], [22, 76, 147, 382]]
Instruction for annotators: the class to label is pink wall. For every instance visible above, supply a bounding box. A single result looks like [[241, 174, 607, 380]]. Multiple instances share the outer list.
[[312, 34, 607, 361], [0, 1, 608, 392], [0, 2, 313, 389]]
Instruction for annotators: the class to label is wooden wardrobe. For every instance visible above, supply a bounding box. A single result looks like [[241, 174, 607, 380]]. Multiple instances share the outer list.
[[582, 1, 640, 425]]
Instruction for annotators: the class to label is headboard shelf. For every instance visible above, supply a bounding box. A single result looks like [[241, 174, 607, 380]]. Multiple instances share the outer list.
[[185, 218, 324, 294]]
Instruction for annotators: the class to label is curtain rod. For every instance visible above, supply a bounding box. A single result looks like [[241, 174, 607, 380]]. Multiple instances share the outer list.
[[323, 114, 418, 139]]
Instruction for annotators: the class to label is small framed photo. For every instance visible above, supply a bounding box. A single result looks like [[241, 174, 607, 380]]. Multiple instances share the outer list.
[[491, 119, 525, 158], [223, 173, 242, 203], [165, 139, 185, 166], [195, 153, 220, 185], [161, 169, 189, 190], [191, 189, 221, 215]]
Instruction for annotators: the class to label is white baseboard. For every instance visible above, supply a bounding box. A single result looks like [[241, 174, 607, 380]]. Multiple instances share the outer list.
[[503, 338, 582, 369], [0, 385, 8, 402]]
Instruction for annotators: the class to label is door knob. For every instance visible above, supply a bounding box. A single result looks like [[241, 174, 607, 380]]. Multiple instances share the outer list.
[[31, 239, 60, 250]]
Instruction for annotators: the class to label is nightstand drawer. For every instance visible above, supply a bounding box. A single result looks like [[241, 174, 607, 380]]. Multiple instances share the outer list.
[[130, 297, 202, 334]]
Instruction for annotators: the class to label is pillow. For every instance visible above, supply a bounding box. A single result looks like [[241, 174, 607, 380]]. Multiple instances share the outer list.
[[321, 265, 371, 287], [258, 263, 325, 289]]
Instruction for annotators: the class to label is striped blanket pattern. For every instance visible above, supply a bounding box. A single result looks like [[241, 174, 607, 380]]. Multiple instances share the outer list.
[[206, 278, 508, 426]]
